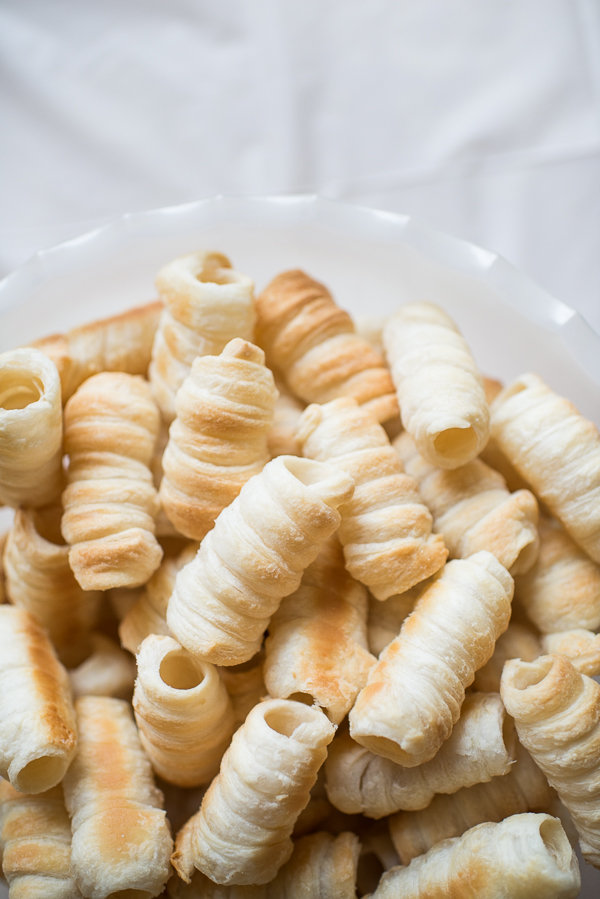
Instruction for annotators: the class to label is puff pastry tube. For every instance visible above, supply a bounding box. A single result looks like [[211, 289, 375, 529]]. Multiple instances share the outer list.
[[0, 348, 63, 508], [167, 455, 355, 666], [61, 372, 163, 590], [216, 653, 266, 728], [491, 373, 600, 563], [501, 653, 600, 867], [298, 398, 447, 599], [0, 606, 77, 794], [388, 740, 553, 864], [541, 629, 600, 677], [150, 251, 256, 423], [68, 634, 136, 700], [383, 302, 490, 469], [62, 696, 172, 899], [514, 515, 600, 633], [160, 339, 277, 540], [372, 813, 580, 899], [472, 620, 541, 692], [255, 270, 397, 424], [326, 692, 516, 819], [3, 506, 102, 668], [0, 780, 82, 899], [264, 536, 376, 723], [395, 431, 539, 574], [133, 634, 236, 787], [169, 829, 359, 899], [33, 300, 163, 403], [367, 586, 423, 657], [267, 378, 304, 458], [349, 551, 513, 767], [176, 699, 336, 886]]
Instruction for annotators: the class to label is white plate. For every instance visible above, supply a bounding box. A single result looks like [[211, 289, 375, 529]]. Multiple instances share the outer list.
[[0, 195, 598, 898]]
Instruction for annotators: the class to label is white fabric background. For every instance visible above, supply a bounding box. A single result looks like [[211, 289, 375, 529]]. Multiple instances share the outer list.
[[1, 0, 599, 332]]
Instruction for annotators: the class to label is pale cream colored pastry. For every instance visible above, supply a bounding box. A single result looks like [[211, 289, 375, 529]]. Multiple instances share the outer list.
[[0, 348, 63, 508], [354, 314, 387, 359], [169, 829, 359, 898], [0, 531, 7, 603], [167, 455, 354, 666], [293, 769, 333, 837], [367, 586, 423, 657], [32, 300, 163, 403], [108, 585, 144, 622], [501, 653, 600, 867], [0, 780, 82, 899], [160, 339, 277, 540], [472, 621, 542, 693], [264, 536, 376, 723], [514, 514, 600, 633], [255, 270, 398, 424], [68, 633, 136, 699], [374, 813, 579, 899], [388, 740, 552, 864], [349, 551, 513, 767], [298, 398, 447, 599], [541, 629, 600, 677], [133, 634, 236, 787], [62, 696, 172, 899], [217, 653, 266, 728], [480, 372, 529, 493], [326, 693, 516, 819], [395, 431, 539, 575], [179, 699, 335, 886], [0, 606, 77, 794], [3, 506, 101, 668], [383, 303, 490, 469], [491, 372, 600, 563], [119, 542, 197, 655], [150, 251, 256, 423], [61, 372, 163, 590], [267, 377, 305, 459]]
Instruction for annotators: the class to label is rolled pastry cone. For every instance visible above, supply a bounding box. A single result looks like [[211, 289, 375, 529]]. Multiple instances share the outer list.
[[264, 536, 376, 724], [327, 693, 516, 819], [298, 398, 447, 599], [367, 586, 423, 657], [375, 813, 580, 899], [150, 251, 256, 423], [217, 652, 266, 728], [33, 300, 163, 403], [62, 696, 172, 899], [472, 621, 542, 693], [0, 348, 63, 508], [349, 551, 513, 767], [119, 542, 197, 654], [395, 431, 539, 575], [541, 629, 600, 677], [491, 372, 600, 563], [267, 377, 305, 458], [0, 606, 77, 794], [169, 829, 359, 899], [480, 375, 530, 494], [108, 585, 144, 622], [167, 455, 355, 666], [293, 769, 333, 837], [3, 506, 101, 668], [183, 699, 336, 885], [68, 633, 136, 699], [388, 739, 553, 864], [383, 302, 490, 469], [61, 372, 164, 590], [255, 270, 398, 424], [133, 634, 236, 787], [501, 653, 600, 866], [0, 780, 82, 899], [160, 339, 277, 540], [514, 514, 600, 633]]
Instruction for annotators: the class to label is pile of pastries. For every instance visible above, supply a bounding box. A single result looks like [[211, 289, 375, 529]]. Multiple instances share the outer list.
[[1, 249, 599, 898]]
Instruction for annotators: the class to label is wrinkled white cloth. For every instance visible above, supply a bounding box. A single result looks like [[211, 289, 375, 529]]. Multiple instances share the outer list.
[[1, 0, 599, 338]]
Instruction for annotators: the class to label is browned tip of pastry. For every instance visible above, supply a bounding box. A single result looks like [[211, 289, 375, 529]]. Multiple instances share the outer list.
[[220, 337, 265, 365], [69, 528, 163, 591], [501, 654, 583, 723]]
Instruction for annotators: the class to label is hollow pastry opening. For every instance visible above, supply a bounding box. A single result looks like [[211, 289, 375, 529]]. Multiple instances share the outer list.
[[511, 538, 538, 576], [17, 755, 65, 793], [356, 852, 384, 897], [264, 702, 317, 738], [33, 506, 66, 546], [500, 379, 528, 402], [538, 816, 572, 871], [283, 455, 330, 486], [159, 650, 204, 691], [0, 370, 44, 410], [288, 692, 316, 707], [509, 656, 554, 691], [433, 426, 478, 463]]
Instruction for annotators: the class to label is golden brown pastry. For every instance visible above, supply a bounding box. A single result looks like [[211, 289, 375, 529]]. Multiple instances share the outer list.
[[349, 551, 513, 767], [255, 270, 397, 424], [150, 251, 256, 423], [267, 377, 305, 458], [0, 606, 77, 793], [68, 633, 136, 699], [217, 653, 266, 728], [167, 455, 354, 666], [62, 696, 172, 898], [264, 536, 376, 724], [160, 339, 277, 540], [0, 348, 63, 508], [383, 302, 490, 469], [61, 371, 163, 590], [472, 621, 542, 693], [541, 629, 600, 677], [298, 398, 447, 599], [366, 587, 423, 657]]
